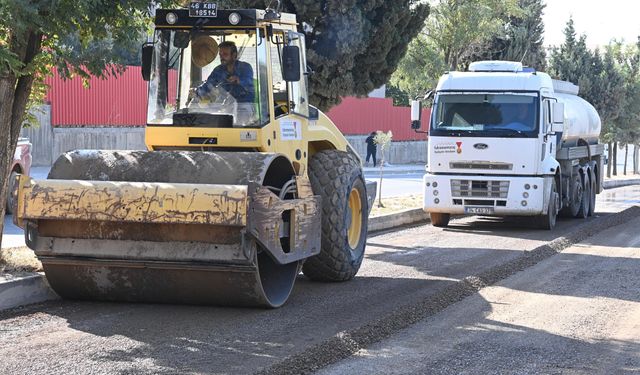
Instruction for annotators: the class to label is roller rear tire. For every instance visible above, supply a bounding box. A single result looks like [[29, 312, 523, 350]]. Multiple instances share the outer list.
[[303, 150, 368, 281]]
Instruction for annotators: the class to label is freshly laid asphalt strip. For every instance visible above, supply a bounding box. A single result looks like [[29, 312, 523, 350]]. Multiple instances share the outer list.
[[256, 206, 640, 375]]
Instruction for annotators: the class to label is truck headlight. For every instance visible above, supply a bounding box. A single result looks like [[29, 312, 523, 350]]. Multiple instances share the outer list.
[[521, 200, 528, 207], [433, 190, 439, 196], [432, 182, 438, 188], [523, 192, 529, 198]]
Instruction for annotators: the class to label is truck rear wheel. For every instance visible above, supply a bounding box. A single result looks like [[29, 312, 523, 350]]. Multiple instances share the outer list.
[[561, 173, 583, 218], [430, 213, 450, 227], [588, 171, 596, 216], [303, 150, 368, 281], [578, 174, 590, 219]]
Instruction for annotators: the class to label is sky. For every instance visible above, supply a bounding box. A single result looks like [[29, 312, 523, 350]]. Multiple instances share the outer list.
[[543, 0, 640, 48]]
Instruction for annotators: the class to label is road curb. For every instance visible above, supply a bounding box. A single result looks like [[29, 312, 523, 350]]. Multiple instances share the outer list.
[[257, 206, 640, 375], [368, 208, 428, 232], [0, 272, 58, 311], [602, 178, 640, 189], [364, 169, 425, 176]]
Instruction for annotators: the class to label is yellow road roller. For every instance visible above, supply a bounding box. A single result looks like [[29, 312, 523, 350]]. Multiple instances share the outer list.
[[11, 4, 375, 308]]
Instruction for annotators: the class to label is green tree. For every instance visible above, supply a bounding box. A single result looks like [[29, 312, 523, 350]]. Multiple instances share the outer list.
[[219, 0, 430, 110], [385, 84, 411, 107], [0, 1, 181, 244], [610, 37, 640, 174], [549, 19, 594, 99], [389, 33, 447, 102], [58, 30, 149, 68], [427, 0, 521, 71], [389, 0, 520, 101], [550, 19, 627, 176], [470, 0, 546, 70]]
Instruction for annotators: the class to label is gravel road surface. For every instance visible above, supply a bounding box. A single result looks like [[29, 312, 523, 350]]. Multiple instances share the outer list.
[[319, 216, 640, 374], [0, 187, 639, 374]]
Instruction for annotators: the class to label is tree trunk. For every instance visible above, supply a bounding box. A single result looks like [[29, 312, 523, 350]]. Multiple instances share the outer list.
[[624, 144, 629, 175], [607, 142, 612, 178], [0, 30, 42, 247], [613, 142, 618, 176], [377, 156, 384, 208], [633, 143, 640, 174]]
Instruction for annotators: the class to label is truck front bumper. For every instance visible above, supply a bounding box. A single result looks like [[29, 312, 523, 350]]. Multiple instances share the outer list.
[[423, 174, 550, 216]]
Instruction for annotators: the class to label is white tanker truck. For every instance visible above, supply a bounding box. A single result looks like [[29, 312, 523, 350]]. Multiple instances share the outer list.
[[410, 61, 604, 229]]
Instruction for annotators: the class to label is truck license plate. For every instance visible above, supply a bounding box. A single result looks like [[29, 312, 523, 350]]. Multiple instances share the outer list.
[[464, 207, 494, 215]]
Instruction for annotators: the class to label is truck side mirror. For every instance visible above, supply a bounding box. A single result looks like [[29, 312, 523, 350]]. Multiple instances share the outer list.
[[282, 46, 301, 82], [141, 42, 154, 81], [551, 102, 564, 133], [411, 100, 422, 130]]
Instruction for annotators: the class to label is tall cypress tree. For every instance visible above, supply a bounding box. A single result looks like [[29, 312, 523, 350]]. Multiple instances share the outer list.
[[217, 0, 430, 110]]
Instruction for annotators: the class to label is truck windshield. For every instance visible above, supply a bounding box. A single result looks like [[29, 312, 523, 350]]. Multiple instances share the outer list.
[[430, 93, 539, 137], [147, 29, 269, 127]]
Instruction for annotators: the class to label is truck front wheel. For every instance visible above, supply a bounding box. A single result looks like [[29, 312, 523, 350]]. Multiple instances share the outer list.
[[535, 180, 558, 230], [430, 213, 450, 227]]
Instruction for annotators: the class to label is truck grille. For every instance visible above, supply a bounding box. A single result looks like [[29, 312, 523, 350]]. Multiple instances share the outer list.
[[451, 180, 509, 198], [450, 161, 512, 170]]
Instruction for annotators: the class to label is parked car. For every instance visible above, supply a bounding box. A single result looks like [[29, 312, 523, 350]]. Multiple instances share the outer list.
[[6, 137, 32, 214]]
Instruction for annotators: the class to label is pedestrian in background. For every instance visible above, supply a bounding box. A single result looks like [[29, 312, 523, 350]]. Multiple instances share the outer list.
[[365, 132, 377, 167]]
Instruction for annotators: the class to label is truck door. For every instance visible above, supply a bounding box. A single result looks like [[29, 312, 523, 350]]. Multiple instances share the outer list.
[[542, 99, 558, 162]]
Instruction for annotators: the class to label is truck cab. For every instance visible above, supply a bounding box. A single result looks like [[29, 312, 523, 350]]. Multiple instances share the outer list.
[[412, 61, 603, 229]]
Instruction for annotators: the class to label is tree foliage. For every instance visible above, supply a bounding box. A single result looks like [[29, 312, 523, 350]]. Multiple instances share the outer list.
[[610, 38, 640, 146], [388, 0, 521, 104], [550, 19, 640, 175], [549, 18, 626, 142], [426, 0, 521, 71], [389, 33, 447, 103], [469, 0, 546, 70], [0, 0, 180, 243], [217, 0, 430, 110]]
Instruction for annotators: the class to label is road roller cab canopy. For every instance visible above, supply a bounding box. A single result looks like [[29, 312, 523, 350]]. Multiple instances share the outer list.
[[143, 6, 307, 128]]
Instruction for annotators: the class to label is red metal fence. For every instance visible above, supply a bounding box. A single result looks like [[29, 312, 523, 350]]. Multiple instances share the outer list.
[[44, 66, 429, 140], [45, 66, 148, 126], [326, 97, 430, 141]]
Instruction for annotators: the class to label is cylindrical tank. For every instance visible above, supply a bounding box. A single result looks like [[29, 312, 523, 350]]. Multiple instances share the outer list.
[[555, 92, 601, 146]]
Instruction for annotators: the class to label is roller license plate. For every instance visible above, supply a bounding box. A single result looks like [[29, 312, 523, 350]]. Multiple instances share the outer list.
[[464, 207, 494, 215], [189, 2, 217, 17]]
